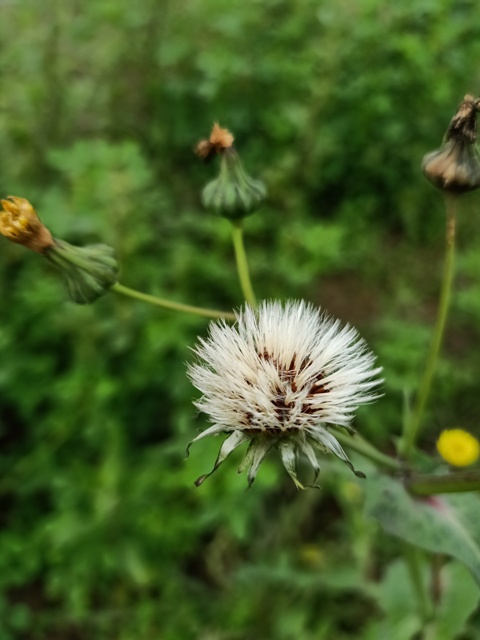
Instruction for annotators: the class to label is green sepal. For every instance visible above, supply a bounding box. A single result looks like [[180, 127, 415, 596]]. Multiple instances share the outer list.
[[202, 148, 266, 220], [44, 239, 119, 304]]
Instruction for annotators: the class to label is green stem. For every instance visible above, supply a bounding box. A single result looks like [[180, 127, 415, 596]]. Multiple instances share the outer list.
[[404, 544, 432, 624], [111, 283, 236, 320], [231, 220, 257, 307], [331, 428, 403, 472], [407, 470, 480, 495], [402, 195, 458, 458]]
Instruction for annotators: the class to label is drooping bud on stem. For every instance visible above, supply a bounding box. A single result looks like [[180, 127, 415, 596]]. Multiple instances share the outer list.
[[422, 95, 480, 193], [0, 196, 118, 304], [195, 123, 266, 220]]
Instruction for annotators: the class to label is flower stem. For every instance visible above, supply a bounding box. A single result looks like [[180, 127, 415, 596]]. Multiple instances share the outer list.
[[231, 220, 257, 307], [406, 470, 480, 495], [111, 283, 236, 320], [404, 544, 432, 624], [331, 428, 403, 472], [402, 195, 457, 458]]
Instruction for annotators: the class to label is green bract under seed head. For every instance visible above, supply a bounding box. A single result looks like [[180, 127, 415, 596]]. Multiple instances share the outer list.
[[422, 94, 480, 194], [201, 148, 267, 220], [44, 239, 119, 304]]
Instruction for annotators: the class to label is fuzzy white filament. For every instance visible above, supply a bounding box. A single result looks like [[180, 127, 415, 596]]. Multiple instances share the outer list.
[[187, 300, 383, 488]]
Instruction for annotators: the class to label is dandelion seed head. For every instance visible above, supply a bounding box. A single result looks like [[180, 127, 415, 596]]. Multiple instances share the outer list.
[[187, 301, 383, 488]]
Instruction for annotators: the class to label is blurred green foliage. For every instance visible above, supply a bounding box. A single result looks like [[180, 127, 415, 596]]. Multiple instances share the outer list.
[[1, 0, 480, 637]]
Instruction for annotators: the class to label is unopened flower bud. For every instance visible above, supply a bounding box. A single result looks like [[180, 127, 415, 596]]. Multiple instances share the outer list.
[[422, 95, 480, 193], [195, 123, 266, 220], [1, 196, 118, 304], [0, 196, 54, 252], [202, 147, 267, 220], [44, 240, 119, 304]]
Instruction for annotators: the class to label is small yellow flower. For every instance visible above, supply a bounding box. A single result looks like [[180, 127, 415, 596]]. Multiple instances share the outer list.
[[436, 429, 480, 467], [0, 196, 53, 252]]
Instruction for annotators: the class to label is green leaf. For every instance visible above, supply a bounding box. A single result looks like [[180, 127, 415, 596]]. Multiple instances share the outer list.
[[435, 562, 479, 638], [365, 474, 480, 586], [363, 560, 479, 640], [362, 560, 422, 640]]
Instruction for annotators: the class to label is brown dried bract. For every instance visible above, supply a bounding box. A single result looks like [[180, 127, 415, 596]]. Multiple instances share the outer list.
[[446, 94, 480, 144], [194, 122, 235, 162]]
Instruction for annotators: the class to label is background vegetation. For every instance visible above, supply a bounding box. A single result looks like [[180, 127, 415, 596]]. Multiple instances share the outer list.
[[1, 0, 480, 638]]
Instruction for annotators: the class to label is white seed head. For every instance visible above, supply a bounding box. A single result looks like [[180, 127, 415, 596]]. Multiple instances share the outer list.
[[187, 300, 383, 488]]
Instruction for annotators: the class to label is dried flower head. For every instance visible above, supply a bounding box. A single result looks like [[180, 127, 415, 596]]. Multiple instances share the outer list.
[[195, 123, 235, 162], [209, 122, 234, 149], [422, 95, 480, 193], [0, 196, 53, 252], [187, 301, 382, 488], [437, 429, 480, 467], [446, 94, 480, 143]]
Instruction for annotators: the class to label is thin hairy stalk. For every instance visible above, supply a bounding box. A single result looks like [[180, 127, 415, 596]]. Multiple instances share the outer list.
[[112, 283, 235, 320], [331, 428, 402, 472], [404, 544, 432, 625], [402, 195, 457, 458], [231, 220, 257, 306], [407, 470, 480, 495]]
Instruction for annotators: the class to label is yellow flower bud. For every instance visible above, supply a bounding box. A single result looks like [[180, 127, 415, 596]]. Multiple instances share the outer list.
[[0, 196, 53, 252], [436, 428, 480, 467]]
